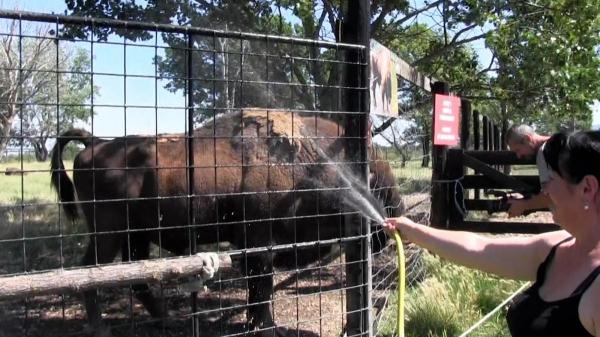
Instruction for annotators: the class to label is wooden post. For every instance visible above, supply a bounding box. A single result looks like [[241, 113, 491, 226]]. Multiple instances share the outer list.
[[472, 109, 480, 199], [473, 110, 480, 151], [490, 123, 495, 150], [460, 99, 472, 150], [430, 81, 450, 228], [488, 121, 494, 152], [446, 148, 465, 228], [493, 124, 500, 151], [482, 116, 489, 151], [488, 119, 494, 152], [493, 124, 501, 170], [341, 1, 371, 336], [501, 121, 508, 150], [459, 99, 471, 205], [502, 119, 510, 174]]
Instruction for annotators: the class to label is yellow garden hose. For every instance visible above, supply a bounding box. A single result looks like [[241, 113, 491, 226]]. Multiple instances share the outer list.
[[393, 231, 406, 337]]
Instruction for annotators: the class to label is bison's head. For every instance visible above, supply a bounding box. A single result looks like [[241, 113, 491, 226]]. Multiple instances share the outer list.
[[369, 159, 405, 253]]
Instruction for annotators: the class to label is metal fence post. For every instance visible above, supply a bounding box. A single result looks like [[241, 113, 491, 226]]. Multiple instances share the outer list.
[[342, 0, 371, 336], [186, 32, 199, 337]]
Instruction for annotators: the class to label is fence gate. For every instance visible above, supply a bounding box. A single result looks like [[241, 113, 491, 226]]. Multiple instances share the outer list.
[[433, 103, 559, 233]]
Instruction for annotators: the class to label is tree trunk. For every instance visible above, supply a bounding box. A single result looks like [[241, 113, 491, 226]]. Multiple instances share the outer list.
[[0, 131, 10, 159], [33, 140, 48, 162], [421, 135, 430, 167], [0, 105, 16, 157]]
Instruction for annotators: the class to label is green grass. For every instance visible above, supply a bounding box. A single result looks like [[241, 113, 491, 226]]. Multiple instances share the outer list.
[[0, 159, 86, 274], [0, 157, 433, 203], [390, 159, 432, 194], [0, 159, 73, 204], [378, 252, 525, 337]]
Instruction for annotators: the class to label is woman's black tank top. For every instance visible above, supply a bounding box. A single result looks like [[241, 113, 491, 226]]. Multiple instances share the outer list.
[[506, 237, 600, 337]]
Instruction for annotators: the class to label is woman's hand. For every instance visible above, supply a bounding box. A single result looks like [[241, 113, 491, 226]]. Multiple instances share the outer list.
[[383, 216, 415, 236]]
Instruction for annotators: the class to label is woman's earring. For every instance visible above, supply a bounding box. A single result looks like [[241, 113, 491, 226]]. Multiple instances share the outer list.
[[584, 204, 590, 211]]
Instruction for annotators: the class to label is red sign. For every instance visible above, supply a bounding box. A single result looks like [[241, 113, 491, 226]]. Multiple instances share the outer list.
[[433, 94, 461, 146]]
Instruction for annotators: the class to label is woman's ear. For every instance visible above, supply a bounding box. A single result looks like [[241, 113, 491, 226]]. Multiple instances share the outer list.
[[581, 175, 600, 202]]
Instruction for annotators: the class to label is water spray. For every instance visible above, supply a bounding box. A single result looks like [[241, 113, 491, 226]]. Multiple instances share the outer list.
[[314, 147, 406, 337]]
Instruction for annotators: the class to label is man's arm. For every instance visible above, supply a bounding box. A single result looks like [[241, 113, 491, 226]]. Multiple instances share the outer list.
[[507, 193, 552, 217]]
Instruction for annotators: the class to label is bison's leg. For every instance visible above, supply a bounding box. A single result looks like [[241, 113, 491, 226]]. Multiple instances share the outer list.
[[79, 201, 126, 336], [241, 215, 291, 336], [122, 233, 166, 318], [81, 232, 121, 336], [246, 253, 276, 333]]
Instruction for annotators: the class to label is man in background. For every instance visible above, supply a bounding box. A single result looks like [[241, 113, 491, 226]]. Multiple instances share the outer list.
[[504, 124, 552, 217]]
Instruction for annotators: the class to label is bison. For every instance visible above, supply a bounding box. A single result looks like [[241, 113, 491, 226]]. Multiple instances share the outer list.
[[50, 109, 404, 336]]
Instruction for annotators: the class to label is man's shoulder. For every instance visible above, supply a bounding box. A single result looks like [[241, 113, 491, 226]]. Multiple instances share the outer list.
[[536, 141, 550, 183]]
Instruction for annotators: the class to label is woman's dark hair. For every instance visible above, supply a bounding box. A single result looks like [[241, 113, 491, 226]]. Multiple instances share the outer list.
[[543, 130, 600, 184]]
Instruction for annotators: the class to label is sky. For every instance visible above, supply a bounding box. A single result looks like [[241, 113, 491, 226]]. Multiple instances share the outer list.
[[1, 0, 188, 139], [2, 0, 600, 143]]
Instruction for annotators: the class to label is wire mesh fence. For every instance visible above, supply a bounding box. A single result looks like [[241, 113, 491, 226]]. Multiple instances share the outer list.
[[370, 75, 433, 337], [0, 9, 428, 337]]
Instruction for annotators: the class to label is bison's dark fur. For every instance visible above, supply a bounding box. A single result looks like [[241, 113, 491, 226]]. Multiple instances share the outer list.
[[50, 109, 404, 336]]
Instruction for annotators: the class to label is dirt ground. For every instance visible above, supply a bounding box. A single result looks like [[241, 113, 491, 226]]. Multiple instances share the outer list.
[[0, 252, 401, 337]]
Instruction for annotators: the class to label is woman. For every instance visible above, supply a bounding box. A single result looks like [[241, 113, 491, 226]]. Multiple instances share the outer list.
[[384, 130, 600, 336]]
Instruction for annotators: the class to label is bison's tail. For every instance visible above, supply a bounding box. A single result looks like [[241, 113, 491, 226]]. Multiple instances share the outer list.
[[50, 129, 94, 221]]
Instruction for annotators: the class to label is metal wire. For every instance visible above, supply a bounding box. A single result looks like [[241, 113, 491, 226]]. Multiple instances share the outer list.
[[0, 9, 384, 337]]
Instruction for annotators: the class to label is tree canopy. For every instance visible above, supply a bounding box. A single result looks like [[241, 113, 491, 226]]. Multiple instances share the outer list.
[[61, 0, 600, 132]]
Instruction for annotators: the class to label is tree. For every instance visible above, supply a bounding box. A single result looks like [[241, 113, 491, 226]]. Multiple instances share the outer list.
[[61, 0, 600, 132], [0, 20, 53, 158], [63, 1, 317, 123], [0, 20, 95, 161], [487, 1, 600, 129], [13, 49, 95, 161], [371, 114, 420, 168]]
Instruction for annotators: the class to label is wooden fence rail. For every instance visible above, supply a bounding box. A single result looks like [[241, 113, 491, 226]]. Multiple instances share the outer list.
[[0, 253, 231, 300]]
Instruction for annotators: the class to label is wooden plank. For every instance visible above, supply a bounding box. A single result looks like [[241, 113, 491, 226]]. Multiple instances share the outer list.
[[464, 150, 535, 165], [462, 175, 540, 190], [462, 153, 536, 193], [464, 199, 502, 212], [464, 199, 547, 212], [371, 39, 436, 92], [395, 56, 434, 92], [452, 221, 560, 234]]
